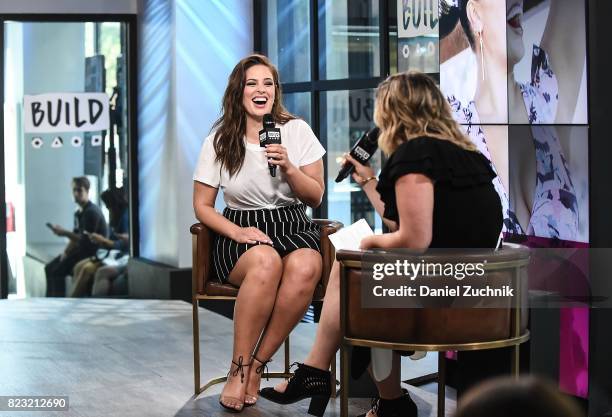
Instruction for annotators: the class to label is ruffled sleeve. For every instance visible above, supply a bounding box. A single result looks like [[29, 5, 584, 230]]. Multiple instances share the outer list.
[[376, 137, 497, 222]]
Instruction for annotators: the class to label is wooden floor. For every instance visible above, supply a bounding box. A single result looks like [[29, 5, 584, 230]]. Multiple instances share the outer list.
[[0, 298, 456, 417]]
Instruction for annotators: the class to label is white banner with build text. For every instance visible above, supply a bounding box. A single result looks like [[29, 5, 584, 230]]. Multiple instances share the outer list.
[[24, 92, 109, 133]]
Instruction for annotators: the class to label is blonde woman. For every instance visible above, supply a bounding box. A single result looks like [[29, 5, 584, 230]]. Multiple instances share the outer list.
[[260, 72, 503, 417]]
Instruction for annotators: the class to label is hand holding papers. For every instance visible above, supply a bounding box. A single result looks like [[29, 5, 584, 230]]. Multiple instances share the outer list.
[[328, 219, 374, 251]]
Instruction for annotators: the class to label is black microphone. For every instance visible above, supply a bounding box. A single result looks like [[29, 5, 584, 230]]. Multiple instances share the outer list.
[[259, 113, 281, 177], [335, 127, 380, 183]]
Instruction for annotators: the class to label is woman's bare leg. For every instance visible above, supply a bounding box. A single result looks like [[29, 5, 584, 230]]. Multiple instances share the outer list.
[[91, 265, 121, 296], [371, 353, 403, 399], [364, 353, 404, 417], [273, 259, 341, 393], [304, 259, 342, 369], [245, 248, 322, 400], [68, 260, 99, 297], [219, 245, 283, 411]]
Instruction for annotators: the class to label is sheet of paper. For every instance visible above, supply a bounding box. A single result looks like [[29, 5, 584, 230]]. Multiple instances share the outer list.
[[328, 218, 374, 251]]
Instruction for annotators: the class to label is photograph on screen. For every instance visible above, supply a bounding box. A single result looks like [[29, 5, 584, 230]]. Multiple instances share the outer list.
[[507, 0, 587, 124], [458, 125, 511, 230], [507, 125, 589, 245], [439, 0, 509, 125]]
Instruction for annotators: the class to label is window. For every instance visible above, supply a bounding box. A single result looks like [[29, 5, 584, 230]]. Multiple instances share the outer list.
[[321, 88, 382, 231], [283, 92, 312, 125], [262, 0, 311, 83], [257, 0, 393, 230], [318, 0, 380, 80]]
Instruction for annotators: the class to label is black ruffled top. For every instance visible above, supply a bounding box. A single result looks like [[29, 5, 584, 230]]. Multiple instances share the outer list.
[[376, 136, 502, 248]]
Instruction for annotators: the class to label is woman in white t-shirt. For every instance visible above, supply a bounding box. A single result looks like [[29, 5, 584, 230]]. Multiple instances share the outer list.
[[193, 54, 326, 412]]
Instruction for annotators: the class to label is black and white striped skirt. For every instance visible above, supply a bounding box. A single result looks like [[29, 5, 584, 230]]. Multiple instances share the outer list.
[[213, 204, 321, 283]]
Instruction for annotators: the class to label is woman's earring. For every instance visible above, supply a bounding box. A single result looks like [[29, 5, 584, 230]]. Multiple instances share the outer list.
[[479, 30, 486, 81]]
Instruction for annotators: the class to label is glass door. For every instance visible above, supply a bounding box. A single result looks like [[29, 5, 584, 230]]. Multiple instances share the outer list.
[[2, 19, 134, 298]]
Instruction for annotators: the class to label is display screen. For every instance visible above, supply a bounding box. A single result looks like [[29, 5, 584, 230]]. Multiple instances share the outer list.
[[439, 0, 587, 125], [435, 0, 588, 245], [508, 125, 589, 245]]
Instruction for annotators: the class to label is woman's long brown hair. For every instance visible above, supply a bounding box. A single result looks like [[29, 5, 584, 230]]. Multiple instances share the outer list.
[[374, 71, 477, 156], [211, 54, 295, 177]]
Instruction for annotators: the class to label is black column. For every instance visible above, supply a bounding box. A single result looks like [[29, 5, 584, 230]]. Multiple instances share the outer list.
[[587, 0, 612, 415], [0, 21, 7, 300]]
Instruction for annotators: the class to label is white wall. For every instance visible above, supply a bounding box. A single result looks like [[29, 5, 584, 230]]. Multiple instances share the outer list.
[[138, 0, 253, 267], [0, 0, 137, 14], [137, 0, 176, 265]]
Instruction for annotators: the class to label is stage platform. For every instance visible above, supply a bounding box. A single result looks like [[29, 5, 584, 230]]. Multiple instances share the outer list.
[[0, 298, 455, 417]]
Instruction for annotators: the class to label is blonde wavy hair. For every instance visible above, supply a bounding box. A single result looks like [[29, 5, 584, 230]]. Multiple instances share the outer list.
[[374, 71, 477, 156]]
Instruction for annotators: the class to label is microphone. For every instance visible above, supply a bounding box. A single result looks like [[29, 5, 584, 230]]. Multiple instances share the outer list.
[[259, 113, 281, 177], [335, 127, 380, 183]]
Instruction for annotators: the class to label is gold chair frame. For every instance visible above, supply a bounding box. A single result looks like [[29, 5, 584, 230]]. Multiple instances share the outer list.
[[337, 246, 531, 417]]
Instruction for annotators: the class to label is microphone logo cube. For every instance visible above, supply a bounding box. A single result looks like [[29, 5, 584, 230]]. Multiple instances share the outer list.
[[353, 146, 371, 161]]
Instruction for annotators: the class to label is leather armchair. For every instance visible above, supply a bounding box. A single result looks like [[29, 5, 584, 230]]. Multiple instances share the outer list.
[[190, 218, 343, 396]]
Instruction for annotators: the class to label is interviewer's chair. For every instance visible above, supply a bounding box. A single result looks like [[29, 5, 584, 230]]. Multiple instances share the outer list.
[[190, 219, 343, 396], [337, 244, 531, 417]]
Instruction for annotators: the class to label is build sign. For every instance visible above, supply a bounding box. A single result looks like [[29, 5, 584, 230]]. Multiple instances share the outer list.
[[24, 93, 109, 133]]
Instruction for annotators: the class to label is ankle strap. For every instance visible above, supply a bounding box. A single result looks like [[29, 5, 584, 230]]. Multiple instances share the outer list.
[[371, 397, 380, 415], [371, 393, 413, 417], [230, 355, 248, 383], [252, 356, 272, 380]]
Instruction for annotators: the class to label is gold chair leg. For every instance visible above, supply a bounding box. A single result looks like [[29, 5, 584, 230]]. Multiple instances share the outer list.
[[284, 336, 290, 374], [340, 344, 349, 417], [192, 298, 201, 396], [512, 344, 520, 379], [330, 359, 337, 398], [437, 352, 446, 417]]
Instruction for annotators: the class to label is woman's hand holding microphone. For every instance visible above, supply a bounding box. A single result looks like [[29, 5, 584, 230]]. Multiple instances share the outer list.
[[265, 144, 295, 175], [237, 149, 380, 247], [342, 153, 377, 187]]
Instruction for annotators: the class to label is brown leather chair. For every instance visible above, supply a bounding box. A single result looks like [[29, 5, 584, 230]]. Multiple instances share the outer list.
[[190, 219, 343, 396], [337, 243, 531, 417]]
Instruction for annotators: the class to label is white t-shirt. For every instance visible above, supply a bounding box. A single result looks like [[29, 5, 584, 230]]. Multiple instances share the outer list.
[[193, 118, 326, 210]]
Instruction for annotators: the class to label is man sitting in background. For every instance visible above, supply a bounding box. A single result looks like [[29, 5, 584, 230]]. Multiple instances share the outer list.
[[45, 176, 107, 297]]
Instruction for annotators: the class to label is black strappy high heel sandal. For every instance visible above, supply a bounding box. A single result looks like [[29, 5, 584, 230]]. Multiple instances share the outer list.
[[244, 356, 271, 407], [259, 362, 331, 417], [219, 356, 249, 413], [356, 392, 418, 417]]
